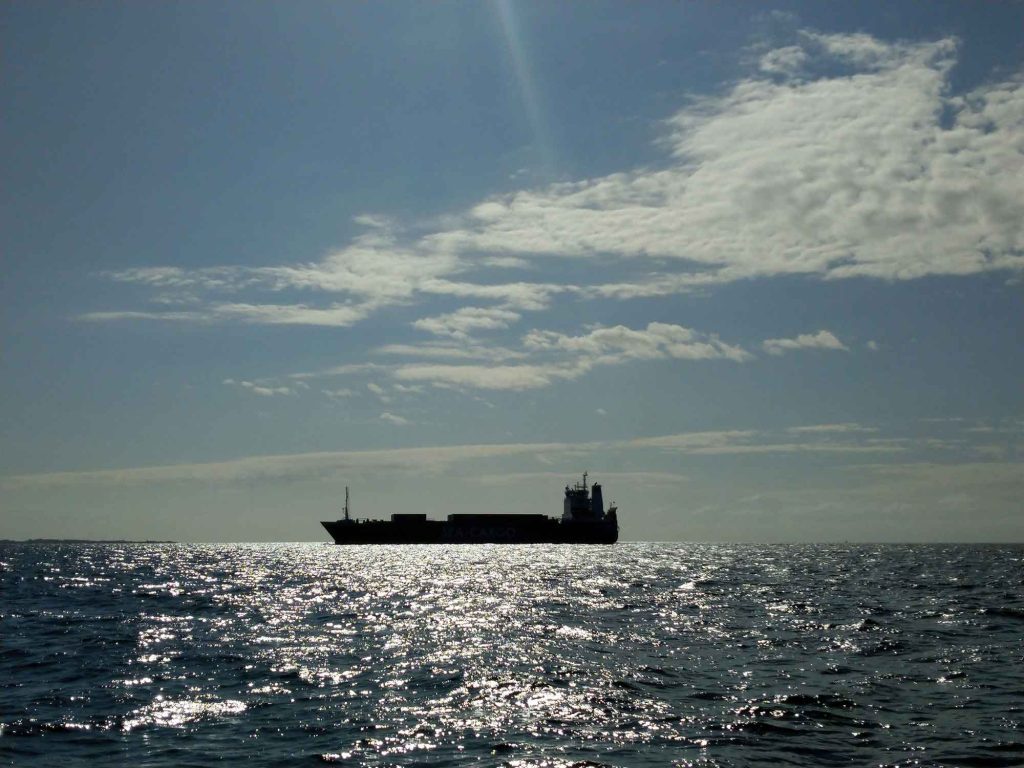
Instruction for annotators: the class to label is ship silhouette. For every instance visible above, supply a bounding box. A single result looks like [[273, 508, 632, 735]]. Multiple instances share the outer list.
[[321, 473, 618, 544]]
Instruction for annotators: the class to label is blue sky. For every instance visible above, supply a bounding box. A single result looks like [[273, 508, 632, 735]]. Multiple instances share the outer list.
[[2, 2, 1022, 542]]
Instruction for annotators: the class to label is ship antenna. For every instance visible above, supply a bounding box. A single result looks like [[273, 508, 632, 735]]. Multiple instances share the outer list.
[[344, 486, 350, 522]]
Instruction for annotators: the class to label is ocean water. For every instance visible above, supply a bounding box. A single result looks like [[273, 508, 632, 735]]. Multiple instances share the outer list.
[[1, 543, 1023, 767]]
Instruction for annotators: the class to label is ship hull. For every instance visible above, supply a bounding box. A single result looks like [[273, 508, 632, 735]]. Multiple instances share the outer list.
[[321, 516, 617, 545]]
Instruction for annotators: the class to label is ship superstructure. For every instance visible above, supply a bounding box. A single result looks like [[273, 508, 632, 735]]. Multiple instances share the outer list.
[[321, 474, 618, 545]]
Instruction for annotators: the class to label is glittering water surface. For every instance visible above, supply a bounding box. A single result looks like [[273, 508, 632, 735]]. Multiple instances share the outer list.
[[2, 543, 1023, 767]]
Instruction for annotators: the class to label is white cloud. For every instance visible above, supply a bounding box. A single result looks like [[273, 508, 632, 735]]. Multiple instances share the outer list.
[[803, 30, 915, 70], [629, 430, 759, 451], [480, 256, 532, 269], [367, 382, 391, 403], [3, 426, 1003, 491], [787, 423, 877, 434], [759, 45, 808, 76], [322, 388, 355, 399], [412, 306, 522, 339], [854, 461, 1024, 491], [376, 343, 527, 362], [473, 471, 689, 486], [1, 441, 581, 488], [423, 34, 1023, 284], [524, 322, 752, 363], [288, 363, 387, 381], [419, 279, 564, 311], [351, 213, 393, 230], [80, 310, 208, 322], [392, 322, 749, 391], [104, 266, 245, 292], [83, 302, 374, 328], [394, 362, 576, 391], [212, 302, 373, 327], [89, 31, 1024, 331], [225, 380, 293, 397], [763, 330, 847, 356], [629, 429, 902, 455]]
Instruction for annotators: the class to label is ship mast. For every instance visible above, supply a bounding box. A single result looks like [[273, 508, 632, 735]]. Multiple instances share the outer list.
[[344, 486, 350, 522]]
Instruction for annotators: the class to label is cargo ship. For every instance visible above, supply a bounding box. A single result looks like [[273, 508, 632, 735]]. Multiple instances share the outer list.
[[321, 474, 618, 544]]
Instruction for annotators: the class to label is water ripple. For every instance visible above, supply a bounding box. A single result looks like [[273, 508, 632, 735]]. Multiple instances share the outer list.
[[2, 542, 1023, 766]]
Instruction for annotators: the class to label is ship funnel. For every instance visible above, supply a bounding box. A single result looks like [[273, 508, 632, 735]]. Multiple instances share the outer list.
[[591, 483, 604, 517]]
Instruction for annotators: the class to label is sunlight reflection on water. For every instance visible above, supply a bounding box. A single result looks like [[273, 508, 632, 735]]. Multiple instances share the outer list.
[[2, 542, 1023, 766]]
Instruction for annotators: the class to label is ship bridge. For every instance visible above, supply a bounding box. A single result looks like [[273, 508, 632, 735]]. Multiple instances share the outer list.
[[562, 472, 607, 522]]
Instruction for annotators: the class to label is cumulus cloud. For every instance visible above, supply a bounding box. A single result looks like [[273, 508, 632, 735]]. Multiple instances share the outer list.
[[762, 330, 848, 356], [427, 34, 1023, 284], [759, 45, 808, 76], [379, 412, 410, 426]]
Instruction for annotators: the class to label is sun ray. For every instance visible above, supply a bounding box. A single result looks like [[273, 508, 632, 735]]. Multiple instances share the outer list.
[[494, 0, 557, 178]]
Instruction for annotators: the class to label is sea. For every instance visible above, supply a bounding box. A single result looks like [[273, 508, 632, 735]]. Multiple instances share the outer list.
[[2, 542, 1023, 767]]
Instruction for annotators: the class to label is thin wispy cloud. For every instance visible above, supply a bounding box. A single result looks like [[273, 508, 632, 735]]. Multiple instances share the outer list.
[[82, 302, 374, 328], [375, 343, 528, 362], [413, 307, 522, 339], [524, 323, 751, 363], [224, 379, 294, 397], [629, 429, 903, 455], [787, 423, 878, 434], [393, 362, 578, 391], [367, 383, 392, 403], [391, 322, 750, 391], [321, 388, 355, 399], [1, 441, 582, 488], [2, 424, 950, 491]]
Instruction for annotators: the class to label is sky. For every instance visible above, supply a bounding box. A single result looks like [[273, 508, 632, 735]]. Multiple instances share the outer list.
[[2, 2, 1022, 542]]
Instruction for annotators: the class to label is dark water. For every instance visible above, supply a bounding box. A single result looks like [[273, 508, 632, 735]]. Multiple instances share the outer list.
[[2, 543, 1023, 767]]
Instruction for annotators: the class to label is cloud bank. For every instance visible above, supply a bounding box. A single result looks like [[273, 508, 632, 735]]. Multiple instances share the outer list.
[[85, 30, 1023, 333]]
